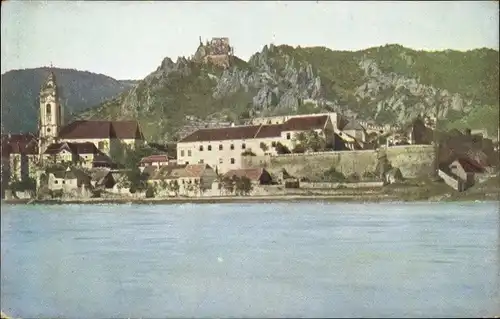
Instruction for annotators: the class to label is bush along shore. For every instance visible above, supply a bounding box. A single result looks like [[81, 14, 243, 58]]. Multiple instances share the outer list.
[[2, 180, 499, 206]]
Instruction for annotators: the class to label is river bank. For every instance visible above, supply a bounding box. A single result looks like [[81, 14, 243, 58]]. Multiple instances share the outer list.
[[1, 191, 498, 206], [3, 176, 499, 206]]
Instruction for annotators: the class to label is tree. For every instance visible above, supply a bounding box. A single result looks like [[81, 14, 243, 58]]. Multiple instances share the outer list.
[[292, 130, 326, 153], [259, 142, 269, 153], [235, 176, 253, 195], [292, 144, 306, 153], [169, 180, 180, 197], [145, 184, 156, 198], [241, 150, 257, 156], [194, 179, 202, 196], [222, 175, 235, 194], [322, 167, 346, 182], [275, 142, 291, 154]]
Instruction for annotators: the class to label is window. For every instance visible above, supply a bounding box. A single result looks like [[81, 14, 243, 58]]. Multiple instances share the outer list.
[[230, 144, 234, 150], [199, 159, 204, 164], [46, 104, 51, 116], [219, 158, 223, 164], [62, 180, 66, 184], [54, 180, 58, 184], [208, 145, 212, 151], [181, 150, 185, 157], [271, 141, 276, 147], [242, 143, 246, 149], [286, 133, 291, 140], [188, 150, 192, 157], [47, 128, 51, 133], [185, 161, 189, 164], [199, 145, 204, 151], [230, 158, 235, 164], [219, 144, 223, 151], [267, 120, 271, 124], [98, 141, 105, 150]]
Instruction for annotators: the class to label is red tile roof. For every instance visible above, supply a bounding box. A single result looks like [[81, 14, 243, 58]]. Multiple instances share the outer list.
[[58, 120, 143, 139], [224, 168, 267, 181], [1, 133, 38, 155], [281, 115, 328, 132], [179, 125, 261, 143], [149, 164, 213, 180], [455, 158, 484, 173], [179, 116, 330, 143], [44, 142, 100, 155], [140, 154, 171, 164], [254, 124, 283, 138], [111, 121, 144, 139]]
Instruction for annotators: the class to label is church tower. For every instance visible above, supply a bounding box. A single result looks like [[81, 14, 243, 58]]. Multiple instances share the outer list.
[[39, 71, 63, 154]]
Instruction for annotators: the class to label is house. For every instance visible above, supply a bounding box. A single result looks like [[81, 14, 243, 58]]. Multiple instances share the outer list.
[[335, 131, 363, 150], [449, 158, 485, 189], [148, 164, 217, 197], [89, 168, 116, 189], [250, 112, 342, 131], [438, 129, 498, 168], [386, 117, 432, 147], [176, 114, 335, 173], [224, 168, 273, 185], [139, 154, 175, 171], [1, 133, 39, 182], [340, 120, 366, 143], [92, 153, 117, 169], [47, 167, 91, 194], [42, 142, 105, 168]]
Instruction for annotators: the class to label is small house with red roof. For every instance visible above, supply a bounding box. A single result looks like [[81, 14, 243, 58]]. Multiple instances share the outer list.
[[224, 168, 273, 185], [449, 157, 486, 189], [139, 154, 175, 171], [147, 163, 217, 197]]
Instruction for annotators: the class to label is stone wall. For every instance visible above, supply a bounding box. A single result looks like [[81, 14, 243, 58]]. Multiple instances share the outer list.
[[242, 145, 435, 180], [385, 145, 435, 178], [242, 150, 378, 180], [301, 181, 384, 189]]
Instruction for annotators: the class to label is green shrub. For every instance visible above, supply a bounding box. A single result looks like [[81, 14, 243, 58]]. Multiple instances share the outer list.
[[241, 150, 257, 156], [145, 185, 156, 198], [275, 142, 291, 154], [322, 167, 346, 182]]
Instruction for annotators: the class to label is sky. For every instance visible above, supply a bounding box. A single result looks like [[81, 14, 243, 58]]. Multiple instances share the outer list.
[[1, 1, 498, 80]]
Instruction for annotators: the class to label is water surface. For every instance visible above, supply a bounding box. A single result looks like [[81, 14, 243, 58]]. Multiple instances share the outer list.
[[1, 201, 499, 318]]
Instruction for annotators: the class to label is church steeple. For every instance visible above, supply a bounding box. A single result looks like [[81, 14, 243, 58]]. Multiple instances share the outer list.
[[39, 69, 63, 154]]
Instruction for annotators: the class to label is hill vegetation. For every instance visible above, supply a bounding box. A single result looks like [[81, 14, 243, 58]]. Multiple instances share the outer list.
[[1, 67, 137, 133], [3, 45, 498, 141]]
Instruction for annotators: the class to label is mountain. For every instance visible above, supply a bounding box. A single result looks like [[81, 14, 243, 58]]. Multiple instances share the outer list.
[[1, 68, 138, 133], [77, 43, 499, 142]]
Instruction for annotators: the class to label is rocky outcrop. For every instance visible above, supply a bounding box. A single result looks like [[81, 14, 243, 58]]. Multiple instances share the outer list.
[[77, 43, 498, 141]]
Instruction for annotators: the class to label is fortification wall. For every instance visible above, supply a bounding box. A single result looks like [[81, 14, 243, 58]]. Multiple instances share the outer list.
[[242, 150, 378, 179], [242, 145, 435, 180], [385, 145, 435, 178]]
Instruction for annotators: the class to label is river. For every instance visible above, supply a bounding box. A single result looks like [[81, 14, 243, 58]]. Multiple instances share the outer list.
[[1, 201, 499, 318]]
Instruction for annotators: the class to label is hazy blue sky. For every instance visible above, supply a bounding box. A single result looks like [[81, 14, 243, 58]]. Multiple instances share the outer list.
[[1, 1, 498, 80]]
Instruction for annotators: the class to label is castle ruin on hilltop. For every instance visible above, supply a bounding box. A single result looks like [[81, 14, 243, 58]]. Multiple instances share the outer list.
[[193, 37, 234, 69]]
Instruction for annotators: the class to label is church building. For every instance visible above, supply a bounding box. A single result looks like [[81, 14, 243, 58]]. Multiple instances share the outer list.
[[1, 70, 145, 185]]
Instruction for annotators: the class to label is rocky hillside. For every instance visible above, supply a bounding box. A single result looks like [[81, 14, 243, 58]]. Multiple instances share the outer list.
[[1, 68, 138, 133], [78, 44, 499, 141]]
